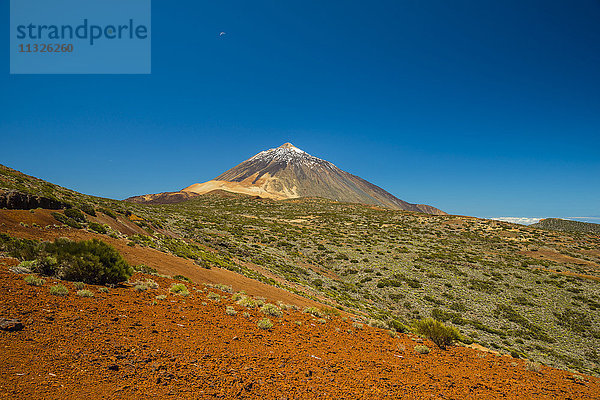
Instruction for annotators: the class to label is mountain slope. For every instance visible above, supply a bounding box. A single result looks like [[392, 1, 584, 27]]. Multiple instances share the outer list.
[[133, 143, 445, 215], [531, 218, 600, 235]]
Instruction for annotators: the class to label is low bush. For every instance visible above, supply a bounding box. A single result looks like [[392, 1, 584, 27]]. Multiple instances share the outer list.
[[79, 204, 96, 217], [88, 222, 107, 234], [36, 238, 131, 285], [257, 318, 273, 330], [64, 208, 87, 222], [415, 345, 430, 354], [174, 274, 191, 282], [412, 318, 460, 349], [369, 319, 387, 329], [237, 296, 258, 308], [303, 307, 324, 318], [207, 291, 221, 301], [24, 275, 45, 286], [261, 303, 283, 317], [525, 360, 541, 372], [76, 289, 94, 297], [99, 208, 117, 219], [50, 284, 68, 296], [170, 283, 190, 296], [225, 306, 237, 316]]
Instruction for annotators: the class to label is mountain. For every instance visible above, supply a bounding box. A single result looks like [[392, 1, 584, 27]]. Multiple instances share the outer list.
[[128, 143, 446, 215], [531, 218, 600, 235]]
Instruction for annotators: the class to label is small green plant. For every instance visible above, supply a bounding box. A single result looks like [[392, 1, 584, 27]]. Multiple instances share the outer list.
[[257, 318, 273, 330], [232, 292, 244, 301], [76, 289, 94, 297], [74, 282, 85, 290], [260, 303, 283, 317], [155, 294, 167, 300], [294, 320, 302, 326], [369, 319, 387, 329], [98, 287, 109, 293], [226, 306, 237, 316], [412, 318, 460, 349], [207, 291, 221, 301], [88, 222, 107, 234], [170, 283, 190, 296], [237, 296, 258, 308], [134, 282, 149, 291], [174, 274, 191, 282], [525, 361, 541, 372], [316, 318, 327, 324], [79, 203, 96, 217], [352, 322, 364, 329], [64, 208, 86, 222], [50, 284, 68, 296], [415, 345, 430, 354], [303, 307, 324, 318], [24, 275, 45, 286]]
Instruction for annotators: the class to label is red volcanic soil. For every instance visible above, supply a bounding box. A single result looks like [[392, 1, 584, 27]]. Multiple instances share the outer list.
[[1, 260, 599, 399]]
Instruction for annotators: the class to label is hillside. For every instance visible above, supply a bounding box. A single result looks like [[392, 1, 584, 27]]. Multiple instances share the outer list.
[[127, 143, 446, 215], [531, 218, 600, 235], [1, 260, 598, 399], [1, 163, 600, 390]]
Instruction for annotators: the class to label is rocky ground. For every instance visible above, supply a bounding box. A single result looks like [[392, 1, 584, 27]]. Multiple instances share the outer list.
[[1, 257, 599, 399]]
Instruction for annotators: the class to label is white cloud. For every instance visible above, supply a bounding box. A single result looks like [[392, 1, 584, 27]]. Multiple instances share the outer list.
[[487, 217, 543, 225]]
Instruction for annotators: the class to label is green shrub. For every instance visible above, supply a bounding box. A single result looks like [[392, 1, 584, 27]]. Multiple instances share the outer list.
[[64, 208, 86, 222], [50, 284, 68, 296], [261, 303, 283, 317], [76, 289, 94, 297], [74, 282, 85, 290], [98, 287, 109, 293], [155, 294, 167, 300], [525, 361, 541, 372], [412, 318, 460, 349], [369, 319, 387, 329], [303, 307, 324, 318], [257, 318, 273, 330], [225, 306, 237, 316], [133, 264, 158, 274], [88, 222, 107, 234], [33, 238, 132, 285], [24, 275, 45, 286], [0, 234, 41, 260], [207, 291, 221, 301], [352, 322, 363, 329], [79, 204, 96, 217], [415, 345, 430, 354], [99, 208, 117, 219], [174, 274, 191, 282], [237, 296, 258, 308], [170, 283, 190, 296]]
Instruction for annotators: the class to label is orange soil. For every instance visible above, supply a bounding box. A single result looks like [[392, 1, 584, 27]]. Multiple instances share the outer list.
[[1, 261, 599, 399]]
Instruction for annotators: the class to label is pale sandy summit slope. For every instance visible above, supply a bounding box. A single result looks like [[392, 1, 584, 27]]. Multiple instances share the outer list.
[[128, 143, 445, 215]]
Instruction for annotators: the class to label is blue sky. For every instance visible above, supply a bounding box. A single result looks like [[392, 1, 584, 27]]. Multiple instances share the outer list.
[[1, 0, 599, 220]]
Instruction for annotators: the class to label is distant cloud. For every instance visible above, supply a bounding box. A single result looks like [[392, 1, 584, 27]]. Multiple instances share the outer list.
[[219, 32, 226, 36], [488, 217, 542, 225]]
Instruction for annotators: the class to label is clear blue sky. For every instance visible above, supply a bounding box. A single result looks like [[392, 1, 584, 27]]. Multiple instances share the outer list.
[[1, 0, 599, 219]]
